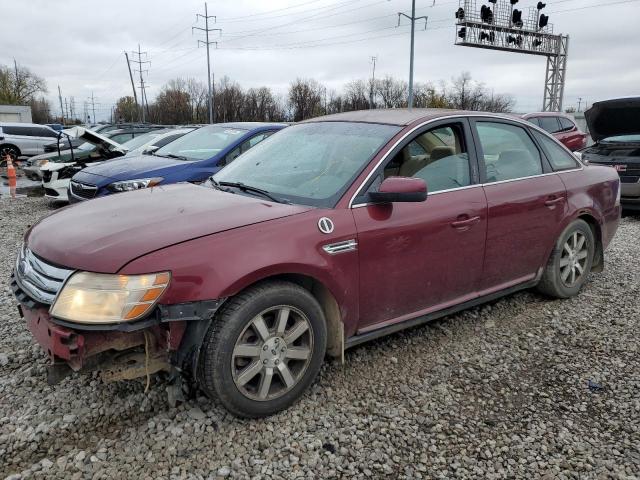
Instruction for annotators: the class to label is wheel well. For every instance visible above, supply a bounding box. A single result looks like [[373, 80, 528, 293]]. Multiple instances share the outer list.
[[578, 213, 604, 272], [239, 274, 344, 362], [0, 143, 21, 154]]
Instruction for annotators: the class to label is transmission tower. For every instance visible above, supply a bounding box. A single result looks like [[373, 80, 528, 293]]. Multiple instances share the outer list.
[[130, 45, 150, 123], [193, 2, 221, 124], [369, 56, 377, 109]]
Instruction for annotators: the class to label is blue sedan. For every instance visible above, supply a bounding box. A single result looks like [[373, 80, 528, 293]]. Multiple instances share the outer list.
[[68, 122, 286, 202]]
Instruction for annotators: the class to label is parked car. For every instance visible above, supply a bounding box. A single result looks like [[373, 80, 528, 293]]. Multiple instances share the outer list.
[[0, 122, 59, 158], [39, 127, 127, 201], [45, 123, 65, 132], [68, 122, 284, 203], [103, 125, 166, 144], [11, 109, 620, 418], [43, 134, 84, 153], [522, 112, 588, 151], [109, 127, 196, 156], [580, 97, 640, 211]]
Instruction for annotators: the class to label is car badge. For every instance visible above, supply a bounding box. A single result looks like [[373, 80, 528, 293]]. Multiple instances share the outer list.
[[318, 217, 334, 234], [614, 164, 627, 172]]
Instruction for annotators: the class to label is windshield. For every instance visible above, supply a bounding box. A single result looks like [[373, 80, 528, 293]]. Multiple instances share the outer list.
[[121, 131, 164, 151], [213, 122, 401, 207], [155, 125, 248, 161], [602, 134, 640, 143]]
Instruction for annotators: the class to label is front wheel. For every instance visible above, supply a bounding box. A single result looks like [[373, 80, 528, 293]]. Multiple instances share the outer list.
[[537, 219, 595, 298], [198, 281, 327, 418]]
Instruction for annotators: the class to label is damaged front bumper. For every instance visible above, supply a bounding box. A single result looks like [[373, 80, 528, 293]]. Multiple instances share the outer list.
[[11, 271, 223, 386]]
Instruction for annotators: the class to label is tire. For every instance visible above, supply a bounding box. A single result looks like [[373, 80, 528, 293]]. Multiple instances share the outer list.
[[0, 144, 20, 160], [198, 281, 327, 418], [537, 219, 595, 298]]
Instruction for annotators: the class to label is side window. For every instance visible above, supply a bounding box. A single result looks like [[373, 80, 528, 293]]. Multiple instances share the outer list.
[[538, 116, 562, 134], [247, 133, 268, 149], [528, 117, 541, 127], [558, 117, 575, 132], [223, 146, 241, 165], [382, 123, 471, 193], [4, 126, 29, 136], [476, 122, 543, 182], [532, 131, 579, 171]]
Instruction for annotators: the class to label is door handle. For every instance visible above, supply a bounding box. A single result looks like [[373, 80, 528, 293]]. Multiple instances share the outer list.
[[451, 215, 481, 229], [544, 196, 565, 207]]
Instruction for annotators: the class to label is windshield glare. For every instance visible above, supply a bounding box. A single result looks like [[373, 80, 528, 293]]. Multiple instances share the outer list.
[[121, 131, 163, 151], [603, 134, 640, 143], [155, 125, 247, 160], [213, 122, 400, 207]]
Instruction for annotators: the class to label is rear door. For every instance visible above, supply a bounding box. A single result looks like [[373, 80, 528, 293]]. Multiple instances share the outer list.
[[353, 119, 487, 332], [470, 119, 566, 292], [31, 126, 58, 154]]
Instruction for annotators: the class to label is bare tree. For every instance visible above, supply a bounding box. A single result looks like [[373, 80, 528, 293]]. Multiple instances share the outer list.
[[288, 78, 324, 122], [29, 96, 52, 123], [343, 80, 369, 112], [446, 72, 514, 112], [0, 64, 47, 105], [114, 96, 138, 122], [375, 75, 407, 108]]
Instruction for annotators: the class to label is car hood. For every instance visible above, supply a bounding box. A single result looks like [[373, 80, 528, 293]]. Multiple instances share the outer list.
[[27, 183, 312, 273], [585, 97, 640, 142], [77, 154, 192, 182], [40, 162, 75, 172], [63, 126, 127, 154], [28, 149, 94, 165]]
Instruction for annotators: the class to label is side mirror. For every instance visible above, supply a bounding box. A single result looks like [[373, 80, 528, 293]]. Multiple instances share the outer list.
[[369, 176, 427, 203], [144, 145, 160, 154]]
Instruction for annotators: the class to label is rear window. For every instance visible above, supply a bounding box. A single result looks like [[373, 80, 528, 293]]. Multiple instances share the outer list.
[[558, 117, 575, 132], [538, 117, 562, 134], [533, 131, 579, 171]]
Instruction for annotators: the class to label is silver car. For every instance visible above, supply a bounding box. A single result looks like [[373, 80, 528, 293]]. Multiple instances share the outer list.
[[0, 123, 59, 158]]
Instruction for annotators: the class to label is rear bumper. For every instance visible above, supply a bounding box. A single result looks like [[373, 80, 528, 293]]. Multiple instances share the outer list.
[[621, 180, 640, 209]]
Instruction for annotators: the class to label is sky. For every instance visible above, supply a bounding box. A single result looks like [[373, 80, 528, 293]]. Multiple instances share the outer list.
[[2, 0, 639, 121]]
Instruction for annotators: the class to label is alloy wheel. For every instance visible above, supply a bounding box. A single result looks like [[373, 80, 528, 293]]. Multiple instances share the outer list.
[[559, 231, 589, 287], [231, 306, 314, 401]]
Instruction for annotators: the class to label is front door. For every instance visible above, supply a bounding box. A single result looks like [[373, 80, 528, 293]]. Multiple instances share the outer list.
[[471, 119, 567, 291], [353, 120, 487, 332]]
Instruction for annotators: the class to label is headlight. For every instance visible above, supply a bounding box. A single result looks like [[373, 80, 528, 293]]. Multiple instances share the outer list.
[[50, 271, 170, 324], [108, 177, 163, 192]]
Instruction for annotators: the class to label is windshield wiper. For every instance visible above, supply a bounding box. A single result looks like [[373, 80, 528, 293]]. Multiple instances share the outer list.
[[165, 153, 189, 161], [217, 181, 290, 204]]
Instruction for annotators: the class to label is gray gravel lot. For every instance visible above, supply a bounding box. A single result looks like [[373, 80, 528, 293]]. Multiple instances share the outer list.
[[0, 197, 638, 479]]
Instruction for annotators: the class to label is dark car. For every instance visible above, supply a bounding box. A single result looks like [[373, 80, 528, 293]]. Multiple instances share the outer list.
[[11, 109, 620, 418], [523, 112, 588, 151], [68, 122, 284, 202], [581, 97, 640, 211]]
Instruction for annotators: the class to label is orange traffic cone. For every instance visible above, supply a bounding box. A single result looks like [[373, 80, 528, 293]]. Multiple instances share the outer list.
[[6, 154, 17, 198]]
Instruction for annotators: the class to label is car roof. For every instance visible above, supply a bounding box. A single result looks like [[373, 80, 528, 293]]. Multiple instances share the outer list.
[[0, 122, 54, 128], [216, 122, 287, 130], [299, 108, 485, 126], [522, 112, 572, 119]]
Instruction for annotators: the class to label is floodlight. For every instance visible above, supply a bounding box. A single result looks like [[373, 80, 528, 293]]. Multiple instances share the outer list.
[[539, 14, 549, 29], [455, 7, 465, 20], [458, 27, 467, 39], [537, 2, 546, 9], [512, 9, 523, 27]]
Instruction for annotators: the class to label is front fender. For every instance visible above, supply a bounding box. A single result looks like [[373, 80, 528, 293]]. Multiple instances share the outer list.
[[119, 208, 360, 335]]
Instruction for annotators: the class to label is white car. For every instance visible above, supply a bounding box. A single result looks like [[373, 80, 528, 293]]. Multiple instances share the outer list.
[[0, 123, 59, 158], [41, 127, 126, 202]]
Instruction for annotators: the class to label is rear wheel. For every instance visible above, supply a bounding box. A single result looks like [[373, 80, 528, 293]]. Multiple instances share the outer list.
[[537, 219, 595, 298], [198, 281, 327, 418]]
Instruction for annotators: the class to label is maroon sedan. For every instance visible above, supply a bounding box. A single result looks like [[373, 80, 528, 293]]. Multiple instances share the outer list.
[[12, 109, 620, 417], [523, 112, 589, 151]]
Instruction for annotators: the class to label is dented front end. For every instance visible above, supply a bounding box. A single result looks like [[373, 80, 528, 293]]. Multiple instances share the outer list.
[[10, 246, 221, 386]]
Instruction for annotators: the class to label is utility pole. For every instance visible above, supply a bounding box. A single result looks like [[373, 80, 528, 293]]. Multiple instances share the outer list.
[[577, 97, 583, 112], [87, 92, 96, 124], [193, 3, 221, 124], [369, 56, 377, 109], [124, 52, 139, 120], [130, 45, 150, 123], [58, 85, 65, 124], [398, 1, 427, 109], [13, 59, 19, 99], [70, 97, 75, 121], [64, 98, 69, 121]]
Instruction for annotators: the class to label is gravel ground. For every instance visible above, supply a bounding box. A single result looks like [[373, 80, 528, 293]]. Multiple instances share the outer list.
[[0, 197, 638, 479]]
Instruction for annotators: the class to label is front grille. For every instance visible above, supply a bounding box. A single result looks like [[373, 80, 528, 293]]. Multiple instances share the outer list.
[[42, 170, 53, 182], [620, 176, 640, 184], [70, 180, 98, 200], [13, 245, 73, 305]]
